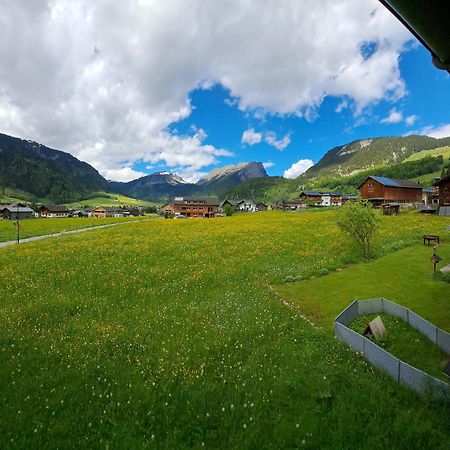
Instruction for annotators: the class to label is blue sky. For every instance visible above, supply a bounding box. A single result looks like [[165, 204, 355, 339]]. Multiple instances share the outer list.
[[1, 1, 449, 182], [134, 44, 450, 180]]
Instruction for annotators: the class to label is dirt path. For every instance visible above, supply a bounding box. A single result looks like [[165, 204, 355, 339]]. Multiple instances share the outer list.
[[0, 218, 154, 249]]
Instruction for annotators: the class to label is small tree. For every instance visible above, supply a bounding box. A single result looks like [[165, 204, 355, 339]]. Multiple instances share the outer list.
[[338, 199, 379, 260], [223, 204, 236, 216]]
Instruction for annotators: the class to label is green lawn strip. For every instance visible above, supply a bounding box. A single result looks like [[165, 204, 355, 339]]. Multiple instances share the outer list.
[[349, 313, 449, 382], [276, 243, 450, 333], [0, 215, 151, 243]]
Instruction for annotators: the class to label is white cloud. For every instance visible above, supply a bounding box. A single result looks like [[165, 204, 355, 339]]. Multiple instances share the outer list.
[[284, 159, 314, 179], [263, 161, 275, 169], [102, 167, 147, 182], [381, 108, 403, 124], [264, 132, 291, 151], [0, 0, 412, 179], [405, 114, 418, 126], [242, 129, 290, 151], [420, 124, 450, 139], [242, 128, 263, 145]]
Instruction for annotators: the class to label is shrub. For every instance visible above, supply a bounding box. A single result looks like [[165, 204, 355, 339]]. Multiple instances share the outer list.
[[284, 275, 295, 282], [441, 272, 450, 284], [294, 275, 304, 281], [223, 204, 236, 216], [337, 199, 379, 260], [318, 268, 329, 276]]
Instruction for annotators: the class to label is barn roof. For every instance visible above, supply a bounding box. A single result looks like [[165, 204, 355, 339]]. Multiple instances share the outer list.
[[4, 206, 34, 213], [361, 176, 422, 189], [40, 204, 69, 213], [172, 197, 219, 206]]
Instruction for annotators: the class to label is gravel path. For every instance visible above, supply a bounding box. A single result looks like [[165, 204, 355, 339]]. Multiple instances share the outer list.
[[0, 218, 153, 249]]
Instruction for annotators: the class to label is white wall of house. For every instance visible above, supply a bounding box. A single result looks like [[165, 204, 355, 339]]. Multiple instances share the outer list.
[[238, 202, 257, 212]]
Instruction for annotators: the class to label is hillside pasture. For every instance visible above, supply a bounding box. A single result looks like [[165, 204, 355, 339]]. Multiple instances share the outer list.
[[0, 210, 449, 448]]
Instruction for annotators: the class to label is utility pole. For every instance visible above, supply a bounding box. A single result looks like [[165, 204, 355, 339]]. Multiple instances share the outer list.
[[15, 203, 20, 244]]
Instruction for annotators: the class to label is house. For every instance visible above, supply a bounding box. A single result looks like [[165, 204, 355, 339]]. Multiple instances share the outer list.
[[236, 200, 257, 212], [358, 176, 422, 205], [276, 199, 305, 210], [422, 187, 440, 206], [161, 197, 219, 218], [341, 194, 358, 204], [1, 205, 35, 220], [122, 208, 143, 217], [298, 191, 342, 206], [299, 191, 323, 206], [256, 202, 268, 211], [433, 174, 450, 207], [92, 207, 124, 218], [219, 199, 240, 212], [72, 210, 90, 218], [38, 204, 70, 218], [320, 192, 342, 207]]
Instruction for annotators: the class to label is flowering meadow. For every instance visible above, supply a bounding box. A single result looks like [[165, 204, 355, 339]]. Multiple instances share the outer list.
[[0, 210, 449, 448], [0, 216, 150, 243]]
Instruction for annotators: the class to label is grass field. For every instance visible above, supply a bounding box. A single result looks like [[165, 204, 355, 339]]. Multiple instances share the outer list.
[[1, 210, 449, 448], [65, 192, 157, 208], [0, 216, 150, 243], [405, 146, 450, 163]]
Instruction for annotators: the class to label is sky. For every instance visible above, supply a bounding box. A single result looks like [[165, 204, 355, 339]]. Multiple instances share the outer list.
[[0, 1, 449, 183]]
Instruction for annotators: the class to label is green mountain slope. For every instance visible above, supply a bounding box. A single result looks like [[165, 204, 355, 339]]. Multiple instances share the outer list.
[[0, 133, 109, 202], [302, 135, 450, 180]]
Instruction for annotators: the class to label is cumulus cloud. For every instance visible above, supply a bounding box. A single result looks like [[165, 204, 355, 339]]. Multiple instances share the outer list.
[[284, 159, 314, 179], [405, 115, 418, 126], [420, 124, 450, 139], [263, 161, 275, 169], [0, 0, 412, 180], [381, 108, 403, 124], [242, 128, 263, 145], [103, 167, 148, 183], [264, 132, 291, 151], [242, 129, 291, 151]]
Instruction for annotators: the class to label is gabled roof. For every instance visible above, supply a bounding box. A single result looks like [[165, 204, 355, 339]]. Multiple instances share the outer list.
[[300, 191, 322, 196], [360, 176, 422, 189], [4, 206, 34, 213], [173, 197, 219, 206], [40, 204, 69, 213], [93, 206, 123, 212]]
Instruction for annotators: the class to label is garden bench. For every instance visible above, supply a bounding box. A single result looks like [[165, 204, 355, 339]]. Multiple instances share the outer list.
[[423, 235, 439, 246]]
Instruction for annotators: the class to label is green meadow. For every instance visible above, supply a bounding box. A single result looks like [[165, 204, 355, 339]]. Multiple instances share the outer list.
[[0, 210, 449, 448], [0, 216, 150, 243]]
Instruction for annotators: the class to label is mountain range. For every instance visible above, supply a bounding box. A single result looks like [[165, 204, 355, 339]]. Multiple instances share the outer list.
[[110, 162, 267, 202], [0, 132, 267, 203], [1, 132, 449, 204]]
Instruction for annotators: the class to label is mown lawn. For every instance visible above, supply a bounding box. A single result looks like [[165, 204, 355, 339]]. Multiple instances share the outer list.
[[0, 216, 150, 243], [276, 243, 450, 333], [0, 210, 449, 449]]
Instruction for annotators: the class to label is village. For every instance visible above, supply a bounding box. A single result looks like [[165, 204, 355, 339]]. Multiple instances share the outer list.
[[2, 173, 450, 221], [160, 173, 450, 218]]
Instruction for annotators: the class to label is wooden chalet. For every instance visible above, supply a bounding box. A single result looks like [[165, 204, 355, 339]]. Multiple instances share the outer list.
[[1, 205, 35, 220], [299, 191, 323, 206], [38, 204, 69, 218], [255, 202, 268, 211], [161, 197, 219, 218], [433, 174, 450, 207], [92, 207, 124, 218], [341, 194, 358, 204], [358, 176, 422, 205]]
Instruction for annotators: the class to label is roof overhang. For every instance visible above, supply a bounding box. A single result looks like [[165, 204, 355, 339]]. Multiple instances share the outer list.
[[379, 0, 450, 73]]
